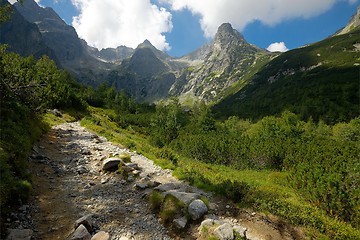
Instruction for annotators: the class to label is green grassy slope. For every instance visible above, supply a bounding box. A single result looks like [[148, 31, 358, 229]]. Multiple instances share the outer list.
[[213, 27, 360, 124]]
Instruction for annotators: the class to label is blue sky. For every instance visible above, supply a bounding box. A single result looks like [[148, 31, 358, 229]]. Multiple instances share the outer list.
[[24, 0, 359, 56]]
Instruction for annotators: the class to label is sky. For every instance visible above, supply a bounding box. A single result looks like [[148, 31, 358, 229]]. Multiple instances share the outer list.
[[10, 0, 360, 56]]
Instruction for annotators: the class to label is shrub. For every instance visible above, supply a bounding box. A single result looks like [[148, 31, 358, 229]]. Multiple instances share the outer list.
[[155, 148, 178, 166]]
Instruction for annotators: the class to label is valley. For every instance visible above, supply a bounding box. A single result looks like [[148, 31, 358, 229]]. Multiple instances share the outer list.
[[0, 0, 359, 239]]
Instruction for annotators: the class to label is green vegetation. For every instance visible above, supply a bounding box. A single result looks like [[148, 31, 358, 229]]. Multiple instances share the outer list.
[[81, 100, 359, 239], [0, 46, 85, 213], [149, 190, 164, 212], [1, 11, 359, 239], [214, 28, 360, 124], [160, 194, 186, 224]]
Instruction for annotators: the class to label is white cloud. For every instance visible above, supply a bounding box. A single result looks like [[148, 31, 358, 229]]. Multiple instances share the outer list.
[[267, 42, 289, 52], [71, 0, 173, 50], [160, 0, 350, 38]]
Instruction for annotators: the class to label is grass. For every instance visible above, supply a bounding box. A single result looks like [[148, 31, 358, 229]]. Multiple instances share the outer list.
[[160, 194, 186, 224], [149, 190, 164, 212], [80, 106, 360, 240]]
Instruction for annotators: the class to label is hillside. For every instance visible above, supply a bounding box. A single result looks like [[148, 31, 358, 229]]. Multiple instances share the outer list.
[[213, 27, 360, 123]]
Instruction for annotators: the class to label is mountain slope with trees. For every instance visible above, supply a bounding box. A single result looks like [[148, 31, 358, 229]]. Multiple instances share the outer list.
[[213, 26, 360, 123]]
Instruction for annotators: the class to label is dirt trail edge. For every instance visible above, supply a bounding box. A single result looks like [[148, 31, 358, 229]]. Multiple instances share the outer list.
[[21, 122, 304, 240]]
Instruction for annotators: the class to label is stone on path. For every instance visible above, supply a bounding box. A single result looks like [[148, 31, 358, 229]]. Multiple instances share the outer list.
[[173, 217, 188, 229], [164, 190, 201, 205], [102, 158, 122, 172], [233, 225, 247, 238], [6, 229, 33, 240], [213, 223, 234, 240], [91, 231, 110, 240], [75, 214, 94, 233], [68, 224, 91, 240], [135, 182, 149, 190], [188, 199, 208, 220]]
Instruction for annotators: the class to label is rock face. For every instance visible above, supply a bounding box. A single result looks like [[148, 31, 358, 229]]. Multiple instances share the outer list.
[[0, 0, 57, 61], [90, 46, 134, 63], [171, 23, 268, 103], [5, 0, 268, 104], [188, 199, 208, 220], [14, 0, 83, 62]]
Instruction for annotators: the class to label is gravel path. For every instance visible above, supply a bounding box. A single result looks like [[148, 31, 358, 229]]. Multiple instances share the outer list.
[[5, 121, 305, 240], [28, 121, 177, 240]]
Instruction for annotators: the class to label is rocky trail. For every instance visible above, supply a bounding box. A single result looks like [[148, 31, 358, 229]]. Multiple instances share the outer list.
[[4, 122, 305, 240]]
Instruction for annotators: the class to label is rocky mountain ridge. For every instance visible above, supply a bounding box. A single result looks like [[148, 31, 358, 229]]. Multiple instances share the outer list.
[[0, 0, 57, 61], [171, 23, 270, 103], [2, 0, 358, 106], [2, 0, 269, 103]]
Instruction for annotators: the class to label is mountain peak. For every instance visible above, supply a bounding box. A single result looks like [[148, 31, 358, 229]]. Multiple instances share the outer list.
[[213, 22, 245, 51], [216, 23, 244, 39], [138, 39, 155, 49], [218, 23, 234, 33]]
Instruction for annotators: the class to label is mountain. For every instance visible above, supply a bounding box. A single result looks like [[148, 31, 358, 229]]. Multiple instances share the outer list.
[[336, 6, 360, 35], [2, 0, 269, 103], [4, 0, 359, 116], [213, 26, 360, 123], [107, 40, 178, 102], [13, 0, 83, 63], [170, 23, 271, 104], [89, 45, 134, 63], [11, 0, 119, 86], [0, 0, 57, 61]]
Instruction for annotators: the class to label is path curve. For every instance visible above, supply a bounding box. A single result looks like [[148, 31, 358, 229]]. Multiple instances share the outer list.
[[11, 121, 305, 240]]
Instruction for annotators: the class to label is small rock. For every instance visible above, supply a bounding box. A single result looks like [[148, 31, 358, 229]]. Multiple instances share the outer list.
[[50, 109, 62, 117], [91, 231, 109, 240], [68, 224, 91, 240], [125, 162, 139, 170], [213, 223, 234, 240], [76, 166, 88, 174], [82, 150, 92, 155], [188, 199, 208, 220], [101, 178, 109, 184], [6, 229, 33, 240], [74, 214, 93, 233], [102, 158, 122, 172], [199, 219, 215, 230], [164, 190, 200, 205], [173, 217, 187, 229], [135, 182, 149, 190], [233, 225, 247, 238]]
